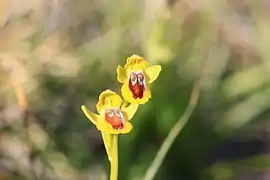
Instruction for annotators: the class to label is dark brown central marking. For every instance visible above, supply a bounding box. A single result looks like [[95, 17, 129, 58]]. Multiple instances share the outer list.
[[105, 108, 124, 130], [128, 72, 145, 99]]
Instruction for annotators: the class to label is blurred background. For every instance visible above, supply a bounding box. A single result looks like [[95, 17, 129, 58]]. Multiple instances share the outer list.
[[1, 0, 270, 179]]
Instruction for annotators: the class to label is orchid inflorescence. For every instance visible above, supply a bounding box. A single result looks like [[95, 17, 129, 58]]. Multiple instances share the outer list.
[[81, 55, 161, 180]]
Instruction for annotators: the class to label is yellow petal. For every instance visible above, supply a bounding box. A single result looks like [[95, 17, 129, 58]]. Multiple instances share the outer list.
[[124, 55, 149, 72], [121, 122, 133, 134], [144, 87, 152, 99], [136, 94, 150, 104], [81, 105, 100, 125], [121, 81, 150, 104], [126, 55, 145, 65], [117, 65, 127, 83], [96, 118, 133, 134], [145, 65, 162, 83], [121, 104, 139, 121], [96, 89, 123, 113], [121, 82, 137, 104], [101, 132, 112, 161]]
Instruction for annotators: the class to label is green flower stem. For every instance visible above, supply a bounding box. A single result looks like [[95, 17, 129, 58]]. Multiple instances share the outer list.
[[121, 100, 129, 109], [143, 70, 202, 180], [110, 134, 119, 180]]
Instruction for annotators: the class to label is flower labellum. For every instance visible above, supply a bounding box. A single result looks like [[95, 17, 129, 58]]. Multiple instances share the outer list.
[[105, 108, 125, 130], [129, 71, 145, 99]]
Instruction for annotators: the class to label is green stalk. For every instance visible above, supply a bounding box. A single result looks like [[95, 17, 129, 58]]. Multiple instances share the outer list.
[[110, 134, 118, 180]]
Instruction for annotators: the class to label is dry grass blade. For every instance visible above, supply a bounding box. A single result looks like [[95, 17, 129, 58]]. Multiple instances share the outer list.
[[13, 80, 38, 180], [0, 0, 10, 27], [13, 81, 28, 118]]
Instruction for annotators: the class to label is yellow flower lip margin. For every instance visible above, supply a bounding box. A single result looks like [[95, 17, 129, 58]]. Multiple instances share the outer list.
[[81, 89, 139, 134], [117, 54, 162, 104]]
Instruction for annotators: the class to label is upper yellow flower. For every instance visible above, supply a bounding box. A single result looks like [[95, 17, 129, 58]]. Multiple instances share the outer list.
[[117, 55, 161, 104], [81, 89, 139, 134]]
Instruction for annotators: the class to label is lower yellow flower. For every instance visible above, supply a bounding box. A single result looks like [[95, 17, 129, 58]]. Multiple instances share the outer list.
[[117, 55, 161, 104], [81, 89, 138, 134]]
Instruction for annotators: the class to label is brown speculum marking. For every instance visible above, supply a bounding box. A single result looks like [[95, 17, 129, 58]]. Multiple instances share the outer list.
[[128, 72, 145, 99], [105, 108, 125, 130]]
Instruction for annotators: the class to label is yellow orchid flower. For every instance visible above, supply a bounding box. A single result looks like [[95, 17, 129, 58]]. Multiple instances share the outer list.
[[117, 55, 162, 104], [81, 89, 139, 134]]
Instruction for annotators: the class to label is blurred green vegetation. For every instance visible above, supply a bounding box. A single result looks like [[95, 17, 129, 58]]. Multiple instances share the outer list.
[[1, 0, 270, 180]]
